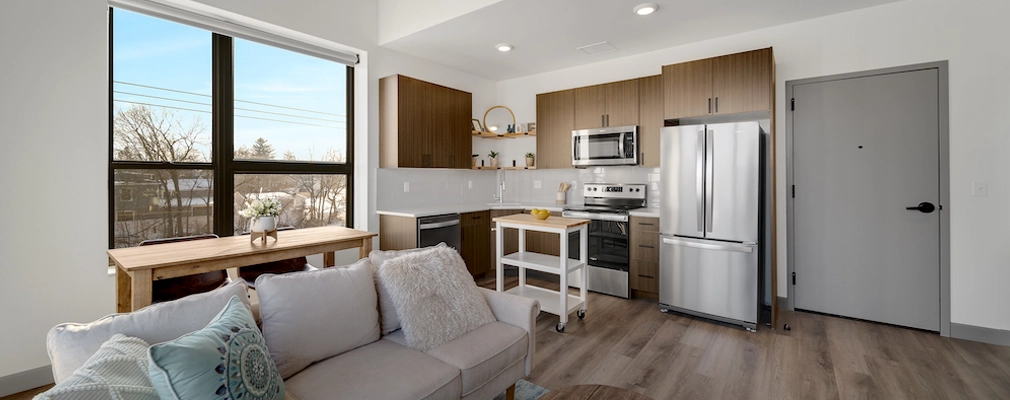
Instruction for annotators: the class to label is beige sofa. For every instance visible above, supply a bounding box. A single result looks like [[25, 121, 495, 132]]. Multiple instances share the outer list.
[[46, 255, 539, 400]]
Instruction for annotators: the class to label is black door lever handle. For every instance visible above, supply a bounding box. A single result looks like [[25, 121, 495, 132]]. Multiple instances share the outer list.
[[905, 202, 936, 213]]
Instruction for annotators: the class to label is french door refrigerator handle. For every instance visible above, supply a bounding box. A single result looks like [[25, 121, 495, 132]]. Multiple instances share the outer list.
[[705, 129, 714, 232], [662, 236, 754, 253], [696, 130, 705, 232]]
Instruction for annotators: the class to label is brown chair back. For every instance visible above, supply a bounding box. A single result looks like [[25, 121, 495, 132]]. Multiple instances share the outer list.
[[238, 227, 316, 287], [139, 234, 229, 303]]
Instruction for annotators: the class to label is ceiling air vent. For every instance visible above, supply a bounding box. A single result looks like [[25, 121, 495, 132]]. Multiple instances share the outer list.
[[577, 41, 617, 56]]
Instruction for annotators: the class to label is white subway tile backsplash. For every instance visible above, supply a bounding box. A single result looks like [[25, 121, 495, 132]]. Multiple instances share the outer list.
[[378, 165, 663, 210]]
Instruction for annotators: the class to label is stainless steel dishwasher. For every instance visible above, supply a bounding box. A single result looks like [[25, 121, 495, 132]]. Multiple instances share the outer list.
[[417, 213, 461, 251]]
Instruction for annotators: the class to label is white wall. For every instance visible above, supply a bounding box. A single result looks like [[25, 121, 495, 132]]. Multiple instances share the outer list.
[[497, 0, 1010, 331], [0, 0, 113, 380], [0, 0, 497, 383]]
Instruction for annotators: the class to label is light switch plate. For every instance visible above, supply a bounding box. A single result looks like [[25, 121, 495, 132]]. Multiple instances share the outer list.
[[403, 182, 409, 192], [972, 181, 988, 197], [534, 180, 542, 189], [468, 180, 473, 189]]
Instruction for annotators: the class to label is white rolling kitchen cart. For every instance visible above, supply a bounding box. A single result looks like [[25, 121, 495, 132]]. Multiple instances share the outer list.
[[493, 214, 590, 332]]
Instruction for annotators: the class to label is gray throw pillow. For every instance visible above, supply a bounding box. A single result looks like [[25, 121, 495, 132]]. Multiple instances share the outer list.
[[35, 334, 158, 400], [369, 243, 446, 335], [377, 246, 496, 351], [255, 258, 380, 379]]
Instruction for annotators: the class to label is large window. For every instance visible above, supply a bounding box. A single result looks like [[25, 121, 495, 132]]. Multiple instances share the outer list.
[[110, 8, 353, 248]]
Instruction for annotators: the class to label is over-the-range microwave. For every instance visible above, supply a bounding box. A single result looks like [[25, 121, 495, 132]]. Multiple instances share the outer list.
[[572, 125, 639, 167]]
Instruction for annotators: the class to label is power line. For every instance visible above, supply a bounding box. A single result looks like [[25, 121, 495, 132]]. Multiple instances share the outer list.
[[114, 90, 346, 123], [113, 100, 345, 130], [113, 80, 346, 118]]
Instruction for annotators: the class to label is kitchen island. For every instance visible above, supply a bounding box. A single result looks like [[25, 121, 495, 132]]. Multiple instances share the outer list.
[[493, 213, 590, 332]]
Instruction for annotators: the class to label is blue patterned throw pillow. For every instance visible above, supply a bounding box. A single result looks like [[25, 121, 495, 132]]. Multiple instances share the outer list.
[[148, 295, 285, 400]]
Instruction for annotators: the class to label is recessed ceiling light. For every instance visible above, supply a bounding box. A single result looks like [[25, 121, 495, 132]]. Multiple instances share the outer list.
[[496, 43, 513, 52], [633, 3, 658, 16]]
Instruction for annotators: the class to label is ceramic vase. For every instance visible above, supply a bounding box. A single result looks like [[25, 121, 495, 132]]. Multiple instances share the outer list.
[[251, 215, 277, 232]]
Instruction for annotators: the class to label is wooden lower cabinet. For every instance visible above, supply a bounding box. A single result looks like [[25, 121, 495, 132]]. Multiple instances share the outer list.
[[460, 211, 491, 278], [630, 216, 660, 300]]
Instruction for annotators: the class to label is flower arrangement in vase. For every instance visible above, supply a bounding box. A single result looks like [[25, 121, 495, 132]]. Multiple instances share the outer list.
[[239, 198, 282, 233]]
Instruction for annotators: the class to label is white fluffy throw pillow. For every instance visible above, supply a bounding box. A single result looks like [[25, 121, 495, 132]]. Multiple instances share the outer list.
[[377, 246, 496, 351]]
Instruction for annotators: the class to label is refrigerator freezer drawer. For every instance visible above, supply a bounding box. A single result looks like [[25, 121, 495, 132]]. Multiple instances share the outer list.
[[659, 235, 758, 326]]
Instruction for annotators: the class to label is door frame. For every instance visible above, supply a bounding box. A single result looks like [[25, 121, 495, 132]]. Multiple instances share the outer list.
[[785, 61, 950, 336]]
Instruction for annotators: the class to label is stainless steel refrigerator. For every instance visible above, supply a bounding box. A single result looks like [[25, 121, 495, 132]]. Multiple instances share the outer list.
[[659, 121, 764, 330]]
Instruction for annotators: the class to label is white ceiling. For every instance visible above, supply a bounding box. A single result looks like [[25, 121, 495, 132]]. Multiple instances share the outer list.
[[379, 0, 903, 81]]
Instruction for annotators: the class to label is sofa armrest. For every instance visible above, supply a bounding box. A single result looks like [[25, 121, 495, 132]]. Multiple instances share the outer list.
[[480, 287, 540, 376]]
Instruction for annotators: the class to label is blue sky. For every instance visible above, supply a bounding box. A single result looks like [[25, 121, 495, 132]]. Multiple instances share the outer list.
[[112, 8, 347, 162]]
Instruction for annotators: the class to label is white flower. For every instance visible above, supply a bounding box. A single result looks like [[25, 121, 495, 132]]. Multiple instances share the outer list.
[[239, 198, 282, 218]]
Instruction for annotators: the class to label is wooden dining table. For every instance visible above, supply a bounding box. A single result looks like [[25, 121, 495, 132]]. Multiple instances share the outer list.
[[108, 226, 377, 312]]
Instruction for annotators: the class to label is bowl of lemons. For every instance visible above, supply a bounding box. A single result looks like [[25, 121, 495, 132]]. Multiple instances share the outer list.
[[530, 208, 552, 220]]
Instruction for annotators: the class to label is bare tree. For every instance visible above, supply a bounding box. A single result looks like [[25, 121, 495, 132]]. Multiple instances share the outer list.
[[113, 105, 210, 246]]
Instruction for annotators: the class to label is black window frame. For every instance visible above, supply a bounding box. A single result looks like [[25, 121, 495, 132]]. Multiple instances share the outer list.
[[108, 8, 355, 248]]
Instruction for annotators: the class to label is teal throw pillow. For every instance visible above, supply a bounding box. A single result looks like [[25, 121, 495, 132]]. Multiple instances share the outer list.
[[148, 295, 285, 400]]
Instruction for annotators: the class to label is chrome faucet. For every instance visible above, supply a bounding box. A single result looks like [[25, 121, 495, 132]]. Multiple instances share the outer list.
[[493, 170, 506, 204]]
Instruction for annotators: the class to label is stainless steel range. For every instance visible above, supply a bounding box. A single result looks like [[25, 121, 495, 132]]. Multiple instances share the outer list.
[[562, 183, 648, 298]]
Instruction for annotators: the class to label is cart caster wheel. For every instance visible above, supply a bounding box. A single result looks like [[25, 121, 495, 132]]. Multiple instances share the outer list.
[[577, 310, 586, 319], [745, 327, 756, 333], [783, 324, 791, 331], [660, 308, 670, 313], [555, 323, 565, 333]]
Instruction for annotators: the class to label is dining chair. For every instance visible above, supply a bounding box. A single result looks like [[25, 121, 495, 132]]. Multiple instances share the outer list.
[[238, 226, 318, 288], [138, 234, 230, 303]]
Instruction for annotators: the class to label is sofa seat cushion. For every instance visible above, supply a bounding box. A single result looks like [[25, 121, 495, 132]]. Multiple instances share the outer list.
[[283, 340, 461, 400], [423, 321, 528, 397]]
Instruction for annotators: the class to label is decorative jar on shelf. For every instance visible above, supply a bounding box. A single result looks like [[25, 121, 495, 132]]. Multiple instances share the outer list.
[[250, 216, 277, 233]]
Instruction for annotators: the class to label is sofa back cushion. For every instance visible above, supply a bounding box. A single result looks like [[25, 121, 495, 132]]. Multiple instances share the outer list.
[[255, 258, 380, 379], [369, 243, 446, 335], [46, 280, 251, 384]]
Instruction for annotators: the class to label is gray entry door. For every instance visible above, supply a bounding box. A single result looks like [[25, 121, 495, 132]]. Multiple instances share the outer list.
[[793, 69, 940, 331]]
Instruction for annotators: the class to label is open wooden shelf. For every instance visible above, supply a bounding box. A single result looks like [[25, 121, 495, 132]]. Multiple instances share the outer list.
[[471, 131, 537, 139], [471, 166, 537, 170]]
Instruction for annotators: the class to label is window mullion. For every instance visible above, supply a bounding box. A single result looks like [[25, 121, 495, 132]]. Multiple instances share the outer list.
[[212, 33, 235, 238]]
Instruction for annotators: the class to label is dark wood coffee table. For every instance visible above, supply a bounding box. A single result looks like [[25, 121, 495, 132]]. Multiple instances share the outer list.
[[538, 384, 654, 400]]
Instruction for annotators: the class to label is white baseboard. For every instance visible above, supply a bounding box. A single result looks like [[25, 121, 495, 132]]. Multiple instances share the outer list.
[[0, 365, 53, 397], [951, 323, 1010, 347]]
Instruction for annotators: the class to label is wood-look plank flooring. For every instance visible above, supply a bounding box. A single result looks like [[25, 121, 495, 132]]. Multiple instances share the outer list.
[[478, 270, 1010, 400], [6, 271, 1009, 400]]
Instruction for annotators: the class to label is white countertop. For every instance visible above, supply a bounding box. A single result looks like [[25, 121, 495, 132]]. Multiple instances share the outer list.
[[376, 201, 571, 218], [378, 202, 662, 219]]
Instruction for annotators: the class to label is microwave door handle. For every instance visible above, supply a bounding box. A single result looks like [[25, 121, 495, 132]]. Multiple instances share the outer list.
[[573, 136, 579, 161], [618, 133, 625, 159]]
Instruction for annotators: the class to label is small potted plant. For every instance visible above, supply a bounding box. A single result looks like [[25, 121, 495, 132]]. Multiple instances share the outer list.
[[239, 198, 282, 233], [472, 154, 478, 168], [525, 152, 535, 168], [488, 150, 499, 168]]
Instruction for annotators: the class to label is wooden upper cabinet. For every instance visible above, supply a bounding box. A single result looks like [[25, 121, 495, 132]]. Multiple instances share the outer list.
[[712, 48, 773, 115], [573, 79, 640, 129], [574, 85, 606, 130], [379, 74, 472, 169], [638, 75, 663, 168], [536, 90, 575, 169], [663, 57, 713, 120], [663, 48, 774, 120], [604, 79, 640, 127]]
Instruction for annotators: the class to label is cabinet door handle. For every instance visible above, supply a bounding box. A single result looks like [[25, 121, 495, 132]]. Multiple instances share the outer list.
[[601, 114, 605, 127], [708, 98, 712, 114], [639, 245, 655, 249], [715, 97, 719, 113], [638, 222, 655, 226], [638, 274, 655, 279]]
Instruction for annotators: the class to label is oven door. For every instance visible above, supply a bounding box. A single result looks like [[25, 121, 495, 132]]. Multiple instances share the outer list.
[[572, 126, 639, 167]]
